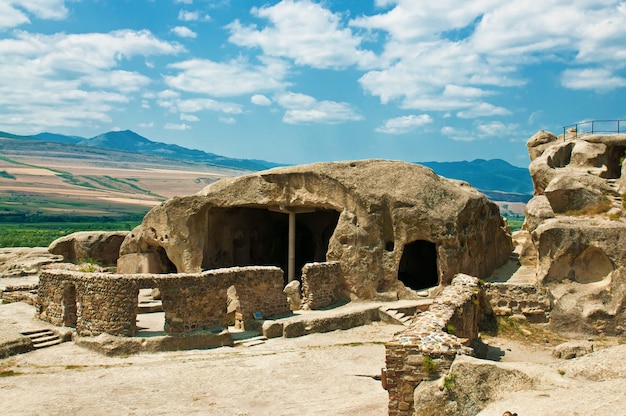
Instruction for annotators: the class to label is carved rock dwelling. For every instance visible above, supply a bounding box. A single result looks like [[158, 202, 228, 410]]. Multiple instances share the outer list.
[[35, 159, 512, 346], [118, 159, 512, 298]]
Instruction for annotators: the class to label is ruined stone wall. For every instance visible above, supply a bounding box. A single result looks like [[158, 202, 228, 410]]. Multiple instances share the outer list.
[[76, 275, 139, 336], [37, 266, 288, 337], [301, 261, 343, 310], [385, 274, 480, 416], [484, 282, 552, 323], [38, 271, 139, 336], [37, 272, 66, 326], [231, 267, 290, 321], [156, 273, 229, 334]]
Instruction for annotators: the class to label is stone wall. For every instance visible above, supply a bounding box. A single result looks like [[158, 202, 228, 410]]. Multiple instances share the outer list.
[[231, 267, 291, 322], [301, 261, 343, 310], [385, 274, 480, 416], [37, 266, 289, 337], [484, 282, 552, 322]]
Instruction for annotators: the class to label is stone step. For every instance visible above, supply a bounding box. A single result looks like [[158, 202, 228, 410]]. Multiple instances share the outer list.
[[378, 307, 412, 326], [234, 335, 268, 347], [20, 328, 51, 336], [21, 329, 62, 350], [33, 339, 62, 349]]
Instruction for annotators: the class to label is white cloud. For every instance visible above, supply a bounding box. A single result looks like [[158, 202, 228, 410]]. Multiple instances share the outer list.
[[441, 121, 518, 141], [351, 0, 499, 42], [0, 0, 68, 30], [251, 94, 271, 106], [180, 113, 199, 122], [165, 123, 191, 130], [219, 117, 236, 124], [178, 10, 199, 21], [139, 122, 154, 128], [457, 103, 511, 119], [356, 0, 626, 115], [227, 0, 377, 69], [441, 126, 474, 142], [157, 95, 243, 115], [476, 121, 518, 137], [171, 26, 197, 38], [277, 92, 362, 124], [0, 29, 182, 130], [561, 68, 626, 91], [376, 114, 433, 134], [165, 57, 290, 97]]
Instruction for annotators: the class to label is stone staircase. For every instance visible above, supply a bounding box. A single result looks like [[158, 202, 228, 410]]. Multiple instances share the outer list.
[[21, 329, 62, 350], [606, 178, 623, 207], [378, 306, 414, 326]]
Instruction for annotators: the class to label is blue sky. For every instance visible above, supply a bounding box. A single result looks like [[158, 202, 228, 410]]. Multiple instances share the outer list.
[[1, 0, 625, 167]]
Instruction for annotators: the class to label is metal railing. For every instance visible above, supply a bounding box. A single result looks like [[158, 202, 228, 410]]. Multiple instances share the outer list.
[[563, 119, 626, 139]]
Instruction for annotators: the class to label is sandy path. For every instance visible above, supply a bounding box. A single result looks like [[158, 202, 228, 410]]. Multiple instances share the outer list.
[[0, 323, 401, 416]]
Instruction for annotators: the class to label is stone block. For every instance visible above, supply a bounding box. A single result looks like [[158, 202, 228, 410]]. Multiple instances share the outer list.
[[262, 320, 284, 339]]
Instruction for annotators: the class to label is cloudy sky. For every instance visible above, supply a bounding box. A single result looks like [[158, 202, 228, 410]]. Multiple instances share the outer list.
[[1, 0, 625, 166]]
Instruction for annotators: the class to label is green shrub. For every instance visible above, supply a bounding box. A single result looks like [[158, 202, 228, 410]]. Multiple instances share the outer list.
[[422, 356, 437, 374]]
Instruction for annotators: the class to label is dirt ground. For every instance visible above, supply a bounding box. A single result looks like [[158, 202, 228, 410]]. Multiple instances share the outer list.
[[1, 301, 625, 416]]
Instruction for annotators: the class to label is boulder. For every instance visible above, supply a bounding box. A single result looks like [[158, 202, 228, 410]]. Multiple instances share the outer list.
[[413, 354, 533, 416], [523, 195, 554, 231], [532, 218, 626, 285], [49, 231, 129, 265], [283, 280, 302, 311], [552, 341, 594, 359], [543, 174, 613, 213], [526, 130, 558, 161], [570, 140, 607, 169]]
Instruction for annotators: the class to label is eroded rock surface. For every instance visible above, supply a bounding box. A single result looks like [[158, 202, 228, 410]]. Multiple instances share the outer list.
[[522, 131, 626, 335], [49, 231, 129, 265], [0, 247, 63, 278], [120, 160, 512, 299]]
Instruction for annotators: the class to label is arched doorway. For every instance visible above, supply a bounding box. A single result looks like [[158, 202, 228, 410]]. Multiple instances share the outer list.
[[398, 240, 439, 290]]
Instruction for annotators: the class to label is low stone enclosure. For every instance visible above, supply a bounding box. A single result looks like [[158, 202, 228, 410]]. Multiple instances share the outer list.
[[36, 261, 346, 338]]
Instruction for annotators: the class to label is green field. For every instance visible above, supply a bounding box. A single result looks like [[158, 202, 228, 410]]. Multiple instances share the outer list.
[[0, 217, 144, 248]]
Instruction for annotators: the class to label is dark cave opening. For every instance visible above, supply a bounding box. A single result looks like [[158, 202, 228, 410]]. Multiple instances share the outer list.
[[398, 240, 439, 290]]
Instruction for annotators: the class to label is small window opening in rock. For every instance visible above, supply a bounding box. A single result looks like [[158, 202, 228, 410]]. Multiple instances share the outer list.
[[398, 240, 438, 290], [385, 241, 395, 251], [135, 287, 164, 337], [62, 283, 77, 328]]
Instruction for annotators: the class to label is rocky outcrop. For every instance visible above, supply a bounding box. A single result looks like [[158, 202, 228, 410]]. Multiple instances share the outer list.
[[49, 231, 129, 265], [522, 130, 626, 335], [0, 247, 63, 278], [120, 160, 511, 299]]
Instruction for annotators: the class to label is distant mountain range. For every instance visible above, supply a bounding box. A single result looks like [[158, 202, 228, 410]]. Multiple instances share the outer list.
[[8, 130, 280, 171], [1, 129, 533, 199]]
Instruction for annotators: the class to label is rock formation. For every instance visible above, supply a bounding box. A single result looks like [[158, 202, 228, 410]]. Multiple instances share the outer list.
[[48, 231, 129, 265], [523, 130, 626, 335], [119, 160, 512, 299], [0, 247, 63, 278]]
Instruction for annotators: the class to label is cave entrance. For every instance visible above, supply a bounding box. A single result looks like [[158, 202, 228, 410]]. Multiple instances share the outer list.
[[62, 283, 77, 328], [604, 144, 626, 179], [398, 240, 439, 290], [204, 207, 340, 284]]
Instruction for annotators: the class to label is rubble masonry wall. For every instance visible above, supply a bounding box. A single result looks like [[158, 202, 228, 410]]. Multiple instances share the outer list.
[[301, 261, 343, 310], [37, 266, 290, 337], [385, 274, 480, 416]]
